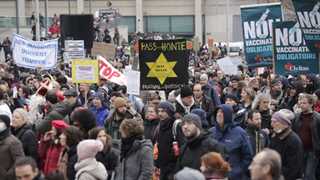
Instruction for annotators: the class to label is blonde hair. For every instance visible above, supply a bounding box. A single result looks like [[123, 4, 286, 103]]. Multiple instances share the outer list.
[[13, 108, 31, 123]]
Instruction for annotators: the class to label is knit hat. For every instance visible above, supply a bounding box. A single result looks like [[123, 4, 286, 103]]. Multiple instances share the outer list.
[[200, 74, 208, 81], [271, 109, 295, 126], [182, 113, 202, 129], [174, 167, 205, 180], [180, 86, 193, 98], [224, 94, 240, 104], [158, 101, 175, 117], [77, 139, 104, 161], [0, 114, 11, 129], [51, 120, 69, 130], [113, 97, 127, 108]]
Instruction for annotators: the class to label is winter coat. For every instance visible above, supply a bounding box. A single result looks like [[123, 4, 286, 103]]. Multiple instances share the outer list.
[[105, 108, 141, 139], [176, 131, 225, 171], [0, 131, 25, 180], [96, 147, 119, 180], [38, 139, 65, 175], [210, 104, 253, 180], [174, 95, 197, 118], [202, 84, 221, 107], [194, 95, 215, 127], [270, 128, 304, 180], [12, 123, 39, 164], [90, 106, 109, 127], [143, 119, 159, 141], [292, 111, 320, 155], [155, 117, 185, 175], [245, 126, 269, 155], [260, 110, 271, 130], [115, 139, 153, 180], [75, 158, 108, 180]]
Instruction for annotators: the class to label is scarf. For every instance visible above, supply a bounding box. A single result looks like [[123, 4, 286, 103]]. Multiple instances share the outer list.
[[120, 135, 142, 161]]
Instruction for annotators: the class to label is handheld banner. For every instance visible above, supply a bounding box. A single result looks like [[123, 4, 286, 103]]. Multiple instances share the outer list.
[[12, 34, 58, 69], [273, 21, 319, 75], [240, 3, 283, 66], [98, 55, 127, 86], [139, 39, 189, 90], [292, 0, 320, 52], [72, 59, 99, 84]]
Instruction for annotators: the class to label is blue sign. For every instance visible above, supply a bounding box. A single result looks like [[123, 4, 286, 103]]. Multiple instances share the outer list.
[[273, 21, 319, 75], [292, 0, 320, 53], [240, 3, 283, 66]]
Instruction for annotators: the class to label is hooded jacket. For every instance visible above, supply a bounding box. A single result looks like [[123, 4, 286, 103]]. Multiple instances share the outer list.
[[209, 104, 253, 180], [75, 158, 108, 180], [115, 139, 153, 180], [90, 105, 109, 127], [175, 95, 197, 118]]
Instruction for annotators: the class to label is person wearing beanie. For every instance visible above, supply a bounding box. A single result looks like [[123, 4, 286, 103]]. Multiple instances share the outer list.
[[106, 97, 142, 140], [176, 113, 224, 172], [192, 83, 215, 128], [292, 93, 320, 180], [155, 101, 184, 180], [209, 104, 253, 180], [191, 108, 209, 129], [114, 119, 153, 180], [270, 109, 303, 180], [75, 140, 108, 180], [89, 93, 109, 127], [0, 114, 25, 180], [175, 85, 197, 119], [174, 167, 205, 180]]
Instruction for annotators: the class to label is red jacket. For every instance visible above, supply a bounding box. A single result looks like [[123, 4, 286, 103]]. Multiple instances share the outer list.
[[314, 101, 320, 113], [38, 138, 64, 175]]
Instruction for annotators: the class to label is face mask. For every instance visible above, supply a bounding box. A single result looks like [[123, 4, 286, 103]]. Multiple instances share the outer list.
[[0, 122, 7, 133]]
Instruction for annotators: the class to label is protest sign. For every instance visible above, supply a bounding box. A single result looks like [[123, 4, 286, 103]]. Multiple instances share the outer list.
[[12, 34, 58, 69], [72, 59, 99, 84], [292, 0, 320, 53], [65, 40, 85, 59], [92, 42, 115, 59], [273, 21, 319, 75], [123, 70, 140, 95], [98, 55, 127, 86], [139, 39, 189, 90], [240, 3, 283, 66]]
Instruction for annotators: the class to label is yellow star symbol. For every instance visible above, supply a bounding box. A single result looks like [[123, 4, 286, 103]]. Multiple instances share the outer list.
[[146, 53, 177, 85]]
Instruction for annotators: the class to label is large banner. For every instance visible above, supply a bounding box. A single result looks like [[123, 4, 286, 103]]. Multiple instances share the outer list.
[[292, 0, 320, 52], [273, 21, 319, 75], [240, 3, 283, 66], [139, 39, 189, 90], [12, 34, 58, 69]]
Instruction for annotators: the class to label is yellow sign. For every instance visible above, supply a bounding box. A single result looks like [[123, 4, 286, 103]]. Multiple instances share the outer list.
[[72, 59, 99, 84], [146, 53, 177, 85]]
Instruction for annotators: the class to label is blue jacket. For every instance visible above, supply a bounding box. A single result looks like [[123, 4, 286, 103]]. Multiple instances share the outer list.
[[90, 106, 109, 127], [209, 104, 253, 180]]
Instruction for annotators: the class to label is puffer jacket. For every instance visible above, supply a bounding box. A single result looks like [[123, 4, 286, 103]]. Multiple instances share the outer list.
[[210, 104, 253, 180], [75, 158, 108, 180], [115, 139, 153, 180]]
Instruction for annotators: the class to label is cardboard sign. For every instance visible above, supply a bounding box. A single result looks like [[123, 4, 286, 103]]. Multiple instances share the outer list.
[[91, 42, 115, 59], [72, 59, 99, 84]]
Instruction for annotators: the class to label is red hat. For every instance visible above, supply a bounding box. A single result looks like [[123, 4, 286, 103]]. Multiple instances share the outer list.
[[55, 90, 65, 102], [51, 120, 69, 129]]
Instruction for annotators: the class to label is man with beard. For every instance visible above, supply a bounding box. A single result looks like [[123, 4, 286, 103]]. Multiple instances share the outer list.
[[270, 79, 284, 108], [245, 110, 269, 155], [270, 109, 303, 180], [192, 83, 214, 127], [154, 101, 184, 180], [174, 86, 197, 119], [105, 97, 141, 140], [176, 113, 224, 171]]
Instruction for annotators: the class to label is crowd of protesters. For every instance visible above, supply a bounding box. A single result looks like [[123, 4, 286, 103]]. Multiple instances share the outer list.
[[0, 14, 319, 180]]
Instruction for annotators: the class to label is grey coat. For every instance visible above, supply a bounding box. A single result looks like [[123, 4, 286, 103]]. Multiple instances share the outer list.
[[75, 158, 108, 180], [115, 139, 153, 180]]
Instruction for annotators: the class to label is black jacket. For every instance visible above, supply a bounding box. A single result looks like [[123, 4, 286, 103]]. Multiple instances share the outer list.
[[292, 111, 320, 155], [66, 145, 78, 180], [143, 119, 159, 142], [245, 126, 269, 155], [194, 95, 215, 127], [176, 131, 225, 171], [260, 110, 271, 130], [96, 147, 119, 180], [12, 123, 39, 164], [270, 129, 303, 180]]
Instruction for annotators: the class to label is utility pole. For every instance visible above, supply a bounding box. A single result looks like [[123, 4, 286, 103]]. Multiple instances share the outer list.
[[15, 0, 20, 34], [45, 0, 48, 37], [35, 0, 40, 40]]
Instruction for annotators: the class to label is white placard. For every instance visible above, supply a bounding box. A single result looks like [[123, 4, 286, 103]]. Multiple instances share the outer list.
[[124, 70, 140, 96]]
